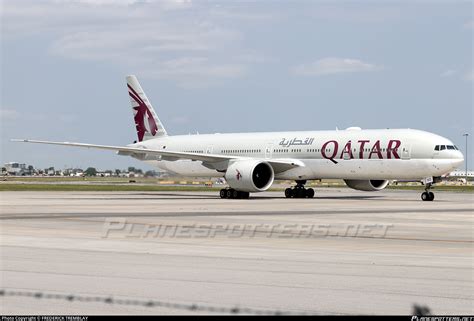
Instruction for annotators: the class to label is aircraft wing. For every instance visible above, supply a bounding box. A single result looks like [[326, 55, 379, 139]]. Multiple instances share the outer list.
[[12, 139, 303, 173]]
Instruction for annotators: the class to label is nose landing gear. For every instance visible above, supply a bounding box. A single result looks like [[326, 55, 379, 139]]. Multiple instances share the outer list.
[[285, 180, 314, 198], [421, 183, 435, 201]]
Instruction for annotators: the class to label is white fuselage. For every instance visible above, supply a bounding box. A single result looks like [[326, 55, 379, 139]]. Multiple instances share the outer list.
[[130, 128, 464, 181]]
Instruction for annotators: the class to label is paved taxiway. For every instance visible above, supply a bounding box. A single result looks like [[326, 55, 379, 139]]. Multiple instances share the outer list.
[[1, 189, 473, 314]]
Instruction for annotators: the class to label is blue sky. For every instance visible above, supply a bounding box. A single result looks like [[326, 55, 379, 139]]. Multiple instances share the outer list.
[[1, 0, 472, 171]]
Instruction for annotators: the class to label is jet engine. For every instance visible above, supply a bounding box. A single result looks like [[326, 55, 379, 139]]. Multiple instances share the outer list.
[[225, 160, 274, 192], [343, 179, 389, 191]]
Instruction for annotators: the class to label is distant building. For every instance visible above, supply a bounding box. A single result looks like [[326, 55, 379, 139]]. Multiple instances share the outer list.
[[61, 168, 84, 177], [4, 162, 27, 175], [96, 172, 112, 177], [1, 162, 154, 177], [127, 171, 144, 178]]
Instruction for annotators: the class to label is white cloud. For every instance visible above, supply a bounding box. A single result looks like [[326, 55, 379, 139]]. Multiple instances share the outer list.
[[209, 6, 276, 21], [49, 20, 242, 60], [0, 109, 21, 121], [291, 57, 382, 76], [2, 0, 265, 88], [440, 69, 457, 77], [142, 57, 246, 88], [52, 0, 192, 8], [440, 69, 474, 81], [465, 70, 473, 81], [236, 51, 278, 64], [307, 5, 402, 24], [159, 57, 246, 80], [0, 108, 78, 126], [463, 20, 473, 30], [55, 0, 145, 5]]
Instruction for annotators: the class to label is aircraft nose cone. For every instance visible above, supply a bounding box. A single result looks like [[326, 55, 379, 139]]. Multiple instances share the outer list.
[[453, 151, 464, 167]]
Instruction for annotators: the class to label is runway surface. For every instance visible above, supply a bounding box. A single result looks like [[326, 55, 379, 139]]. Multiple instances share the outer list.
[[1, 189, 473, 315]]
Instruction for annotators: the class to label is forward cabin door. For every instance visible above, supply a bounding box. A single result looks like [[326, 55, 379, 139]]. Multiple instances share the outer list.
[[402, 144, 411, 160]]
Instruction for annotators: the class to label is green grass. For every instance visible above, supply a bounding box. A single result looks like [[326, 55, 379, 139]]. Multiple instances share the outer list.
[[0, 182, 472, 192], [386, 185, 474, 192], [1, 176, 156, 183], [0, 183, 222, 192]]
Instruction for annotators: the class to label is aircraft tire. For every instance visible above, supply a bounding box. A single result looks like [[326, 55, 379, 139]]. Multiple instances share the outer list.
[[220, 189, 227, 199], [421, 192, 429, 201], [296, 188, 306, 198], [232, 189, 239, 199]]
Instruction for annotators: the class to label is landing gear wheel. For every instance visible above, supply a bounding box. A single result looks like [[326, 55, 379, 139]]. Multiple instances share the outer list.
[[297, 188, 306, 198], [421, 182, 435, 201], [222, 188, 250, 199], [232, 189, 240, 199], [421, 191, 435, 201], [421, 192, 429, 201], [220, 189, 227, 199], [284, 180, 315, 199]]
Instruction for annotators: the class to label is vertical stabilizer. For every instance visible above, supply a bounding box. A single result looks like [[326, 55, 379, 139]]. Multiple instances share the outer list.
[[126, 75, 167, 142]]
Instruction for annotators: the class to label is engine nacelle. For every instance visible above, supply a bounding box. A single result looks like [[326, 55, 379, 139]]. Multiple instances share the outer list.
[[225, 160, 274, 192], [344, 179, 389, 191]]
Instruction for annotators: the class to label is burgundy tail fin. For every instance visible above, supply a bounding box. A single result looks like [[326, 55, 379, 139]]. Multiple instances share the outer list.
[[126, 75, 167, 142]]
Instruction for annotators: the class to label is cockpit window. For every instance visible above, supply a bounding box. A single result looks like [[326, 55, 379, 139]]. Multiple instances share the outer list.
[[436, 145, 457, 151], [454, 145, 459, 150]]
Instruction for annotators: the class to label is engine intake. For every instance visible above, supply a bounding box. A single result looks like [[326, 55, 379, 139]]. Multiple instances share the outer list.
[[344, 179, 389, 191], [225, 160, 274, 192]]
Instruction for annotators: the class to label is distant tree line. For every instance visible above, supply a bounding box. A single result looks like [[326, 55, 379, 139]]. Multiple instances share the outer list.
[[2, 164, 162, 177]]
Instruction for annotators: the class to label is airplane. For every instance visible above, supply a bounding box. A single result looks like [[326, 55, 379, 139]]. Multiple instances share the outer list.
[[446, 170, 474, 178], [13, 75, 464, 201]]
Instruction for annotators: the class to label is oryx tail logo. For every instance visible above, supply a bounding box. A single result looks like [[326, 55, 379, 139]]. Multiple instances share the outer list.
[[128, 84, 158, 142], [236, 169, 242, 181]]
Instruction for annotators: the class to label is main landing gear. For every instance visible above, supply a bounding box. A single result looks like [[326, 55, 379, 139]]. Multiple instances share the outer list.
[[285, 180, 314, 198], [421, 183, 435, 201], [219, 188, 250, 199]]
